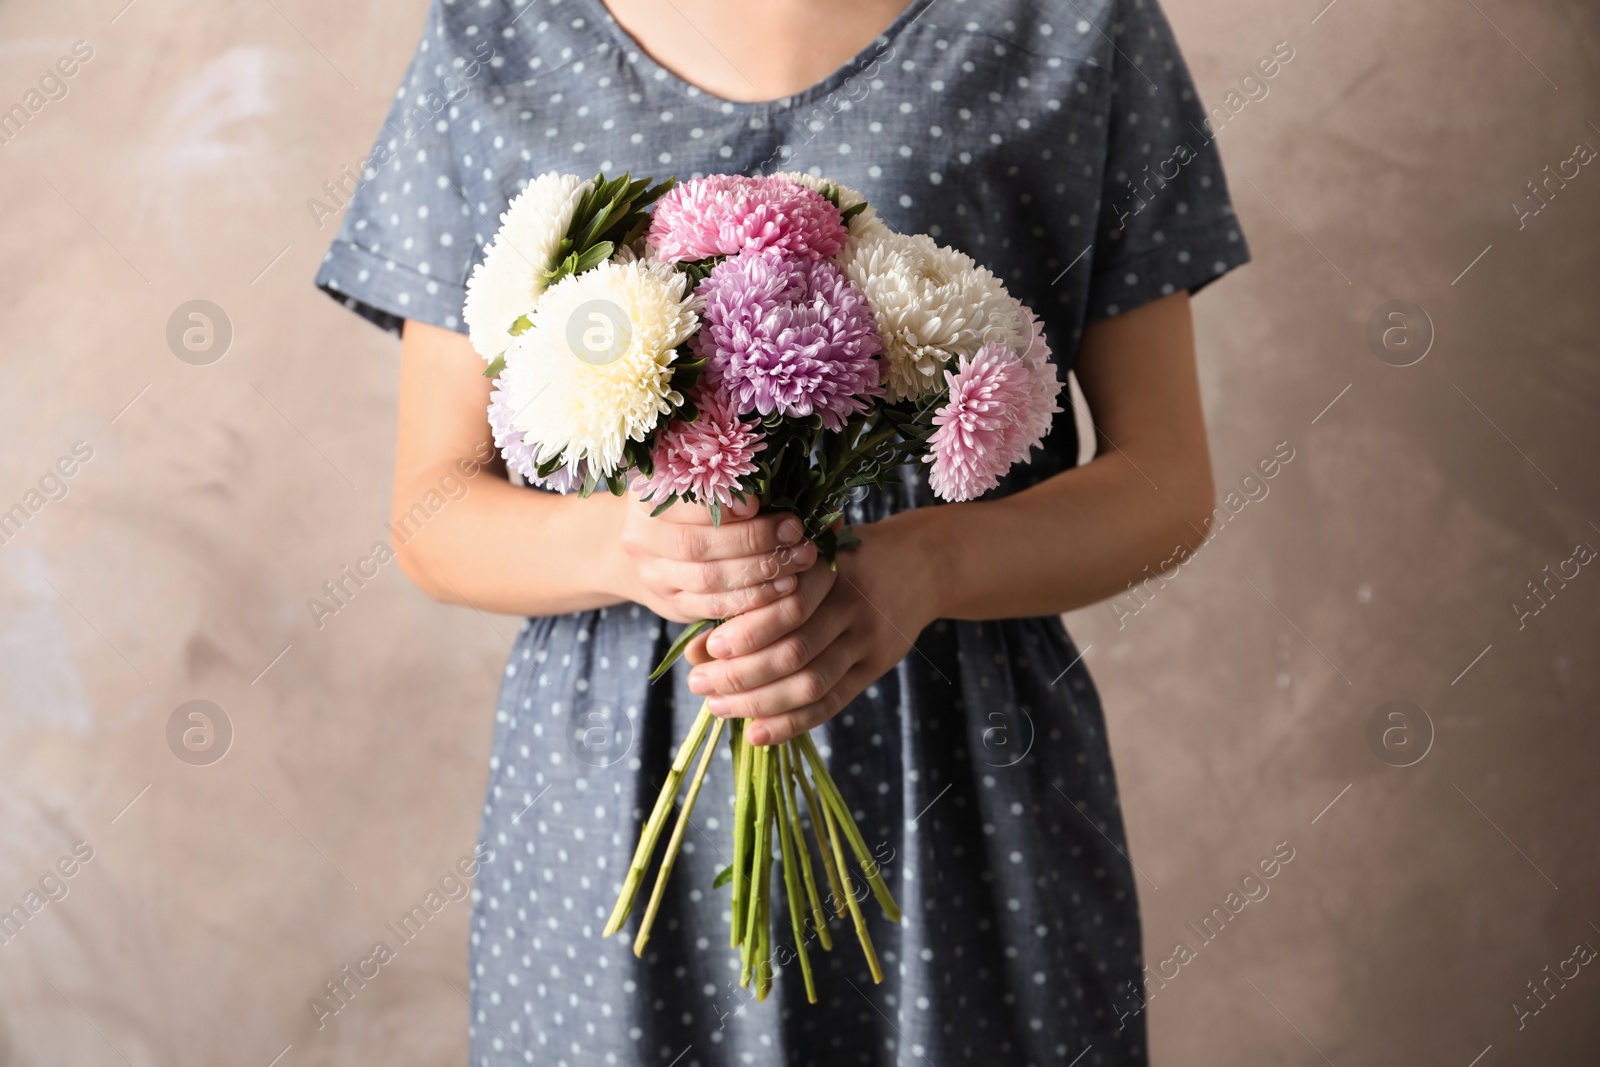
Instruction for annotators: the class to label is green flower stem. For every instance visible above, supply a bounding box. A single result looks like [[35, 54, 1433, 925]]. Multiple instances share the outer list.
[[729, 720, 750, 949], [603, 703, 715, 938], [780, 743, 832, 951], [743, 744, 773, 955], [632, 714, 725, 957], [820, 780, 883, 984], [773, 745, 818, 1003], [792, 744, 848, 919], [798, 734, 902, 923]]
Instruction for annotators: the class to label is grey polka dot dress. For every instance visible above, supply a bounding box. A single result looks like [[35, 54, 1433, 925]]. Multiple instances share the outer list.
[[315, 1, 1249, 1064]]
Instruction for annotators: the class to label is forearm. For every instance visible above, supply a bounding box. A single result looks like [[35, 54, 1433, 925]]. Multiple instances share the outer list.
[[903, 443, 1215, 621], [393, 464, 631, 617]]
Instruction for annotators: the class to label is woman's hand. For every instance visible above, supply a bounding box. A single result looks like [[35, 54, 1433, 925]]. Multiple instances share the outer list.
[[684, 512, 941, 745], [613, 495, 820, 623]]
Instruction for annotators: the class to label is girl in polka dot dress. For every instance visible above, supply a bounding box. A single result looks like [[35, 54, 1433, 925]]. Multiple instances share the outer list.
[[317, 0, 1248, 1063]]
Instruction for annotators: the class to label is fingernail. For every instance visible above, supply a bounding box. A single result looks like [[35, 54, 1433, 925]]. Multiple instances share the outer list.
[[746, 723, 768, 745], [687, 672, 711, 695], [707, 697, 728, 717], [705, 634, 728, 658], [777, 518, 803, 545], [774, 575, 797, 594]]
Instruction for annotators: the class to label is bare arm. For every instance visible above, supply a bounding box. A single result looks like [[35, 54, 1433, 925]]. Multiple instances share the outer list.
[[391, 320, 817, 620], [915, 288, 1216, 618]]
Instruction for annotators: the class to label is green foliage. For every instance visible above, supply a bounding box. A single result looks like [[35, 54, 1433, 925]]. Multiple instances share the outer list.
[[541, 172, 677, 288]]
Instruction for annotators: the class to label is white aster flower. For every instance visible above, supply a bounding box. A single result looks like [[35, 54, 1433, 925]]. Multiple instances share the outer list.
[[498, 258, 699, 478], [463, 172, 592, 361], [776, 170, 891, 248], [842, 230, 1023, 402]]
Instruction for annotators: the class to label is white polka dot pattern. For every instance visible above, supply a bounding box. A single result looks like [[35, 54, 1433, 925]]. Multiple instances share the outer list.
[[313, 1, 1247, 1063]]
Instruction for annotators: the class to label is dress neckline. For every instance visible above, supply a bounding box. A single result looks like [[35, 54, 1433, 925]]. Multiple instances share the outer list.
[[583, 0, 937, 112]]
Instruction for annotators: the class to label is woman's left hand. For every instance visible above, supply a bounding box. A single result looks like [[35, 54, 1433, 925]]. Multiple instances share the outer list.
[[685, 511, 942, 746]]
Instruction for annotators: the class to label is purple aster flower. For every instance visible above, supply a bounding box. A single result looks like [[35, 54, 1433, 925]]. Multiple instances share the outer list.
[[693, 250, 883, 429]]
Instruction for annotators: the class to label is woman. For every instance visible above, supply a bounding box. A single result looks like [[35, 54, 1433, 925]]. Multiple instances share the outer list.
[[316, 0, 1247, 1062]]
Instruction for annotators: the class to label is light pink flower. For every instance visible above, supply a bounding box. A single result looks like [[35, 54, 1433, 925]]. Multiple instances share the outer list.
[[639, 386, 766, 508], [647, 175, 848, 263], [925, 344, 1034, 502], [1012, 299, 1063, 453]]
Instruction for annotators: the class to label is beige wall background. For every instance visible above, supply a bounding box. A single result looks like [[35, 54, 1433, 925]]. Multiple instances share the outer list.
[[2, 0, 1597, 1063]]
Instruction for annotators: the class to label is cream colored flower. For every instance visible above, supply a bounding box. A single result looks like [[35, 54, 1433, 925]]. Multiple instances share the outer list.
[[498, 258, 699, 478], [842, 230, 1023, 402], [463, 172, 591, 361]]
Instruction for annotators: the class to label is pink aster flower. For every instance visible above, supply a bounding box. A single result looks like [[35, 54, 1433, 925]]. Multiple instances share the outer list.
[[1012, 298, 1064, 452], [647, 175, 848, 263], [488, 384, 587, 493], [694, 249, 883, 429], [925, 344, 1035, 502], [639, 385, 766, 508]]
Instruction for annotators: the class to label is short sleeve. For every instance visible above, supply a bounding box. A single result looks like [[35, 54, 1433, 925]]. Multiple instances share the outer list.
[[313, 0, 478, 336], [1086, 0, 1251, 321]]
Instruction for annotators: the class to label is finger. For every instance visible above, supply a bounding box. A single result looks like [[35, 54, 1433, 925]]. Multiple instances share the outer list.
[[672, 576, 801, 621], [683, 630, 714, 669], [648, 511, 808, 564], [705, 563, 837, 658], [705, 640, 856, 722], [687, 599, 851, 696], [743, 663, 876, 746], [656, 540, 817, 596], [645, 494, 759, 525]]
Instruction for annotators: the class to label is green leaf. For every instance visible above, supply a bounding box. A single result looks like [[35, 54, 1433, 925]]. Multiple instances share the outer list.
[[708, 501, 722, 528], [535, 454, 566, 478], [649, 496, 677, 518], [482, 355, 507, 379], [579, 464, 601, 497], [713, 864, 735, 890], [839, 201, 869, 224], [508, 315, 533, 336], [649, 618, 715, 682], [573, 240, 614, 274]]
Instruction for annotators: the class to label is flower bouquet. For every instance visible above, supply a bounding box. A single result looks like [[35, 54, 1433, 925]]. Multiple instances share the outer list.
[[463, 170, 1061, 1002]]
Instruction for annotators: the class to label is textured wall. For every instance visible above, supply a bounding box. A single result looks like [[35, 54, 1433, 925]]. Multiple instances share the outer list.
[[1, 0, 1596, 1064]]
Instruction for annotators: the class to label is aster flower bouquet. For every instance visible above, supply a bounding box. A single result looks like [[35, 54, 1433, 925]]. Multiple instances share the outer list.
[[463, 170, 1061, 1003]]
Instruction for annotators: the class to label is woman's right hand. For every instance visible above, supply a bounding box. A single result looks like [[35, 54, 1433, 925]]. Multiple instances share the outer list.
[[612, 495, 820, 623]]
